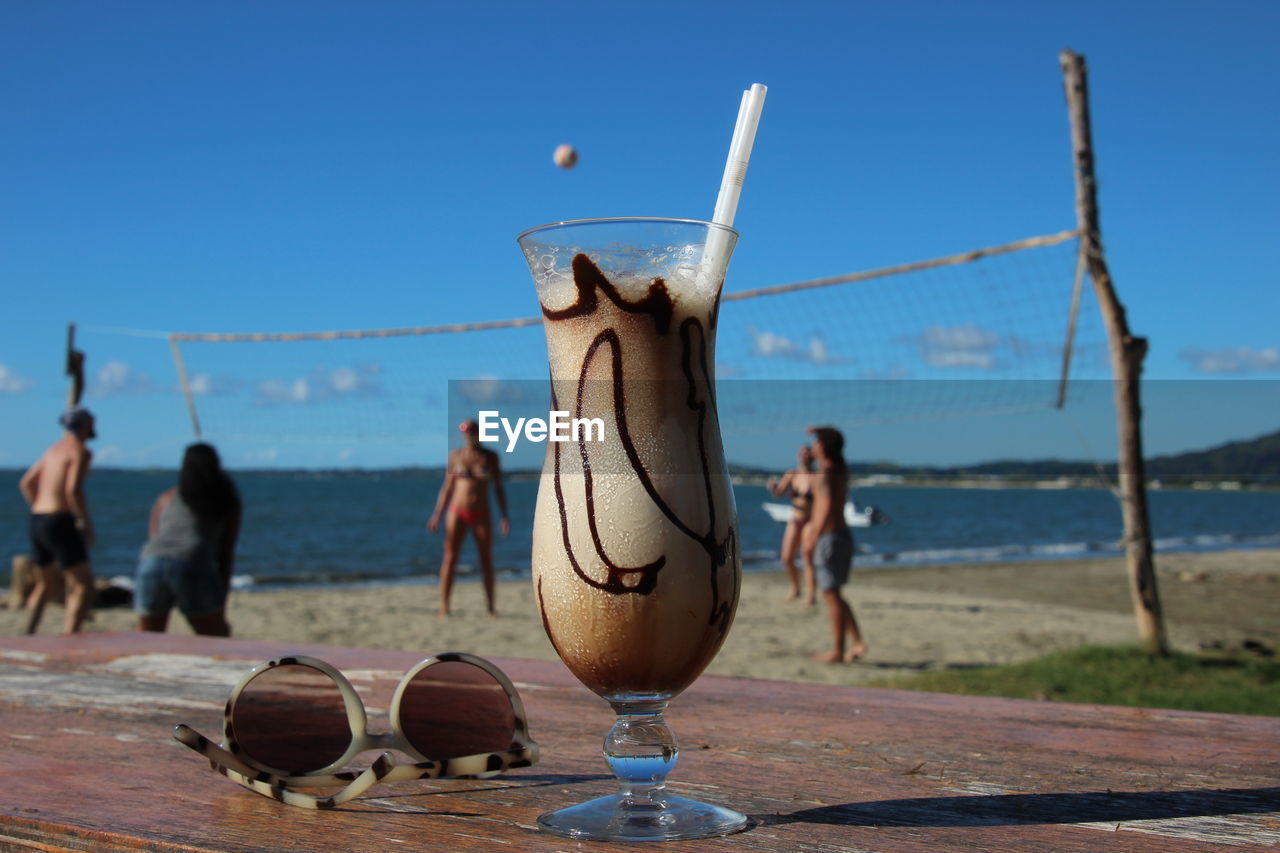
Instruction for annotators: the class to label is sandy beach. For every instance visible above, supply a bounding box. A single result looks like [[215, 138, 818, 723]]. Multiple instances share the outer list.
[[5, 549, 1277, 686]]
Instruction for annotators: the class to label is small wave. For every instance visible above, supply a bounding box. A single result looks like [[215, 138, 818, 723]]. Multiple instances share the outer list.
[[1027, 541, 1094, 557], [1151, 531, 1280, 553], [879, 544, 1029, 564], [849, 531, 1280, 568], [850, 539, 1129, 567]]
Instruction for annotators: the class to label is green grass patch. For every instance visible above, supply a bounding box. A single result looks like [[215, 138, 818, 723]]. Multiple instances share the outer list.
[[870, 646, 1280, 716]]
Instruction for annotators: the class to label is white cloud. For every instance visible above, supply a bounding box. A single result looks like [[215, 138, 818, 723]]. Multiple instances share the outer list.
[[90, 361, 158, 395], [926, 350, 996, 369], [0, 363, 32, 393], [188, 373, 241, 396], [243, 448, 280, 463], [455, 375, 532, 403], [1180, 346, 1280, 375], [257, 377, 311, 405], [92, 444, 148, 464], [745, 326, 852, 365], [331, 367, 360, 393], [254, 364, 383, 406], [909, 324, 1002, 371], [805, 335, 849, 365], [747, 327, 798, 359]]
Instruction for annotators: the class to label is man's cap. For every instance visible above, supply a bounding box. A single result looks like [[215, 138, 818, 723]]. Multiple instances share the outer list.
[[59, 407, 94, 432]]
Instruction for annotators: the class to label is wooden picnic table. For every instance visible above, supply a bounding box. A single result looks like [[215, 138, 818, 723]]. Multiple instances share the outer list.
[[0, 631, 1276, 852]]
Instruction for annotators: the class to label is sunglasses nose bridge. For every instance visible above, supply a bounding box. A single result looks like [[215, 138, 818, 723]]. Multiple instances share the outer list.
[[366, 730, 400, 751]]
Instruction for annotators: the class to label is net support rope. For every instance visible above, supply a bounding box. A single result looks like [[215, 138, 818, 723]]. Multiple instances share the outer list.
[[722, 229, 1078, 303]]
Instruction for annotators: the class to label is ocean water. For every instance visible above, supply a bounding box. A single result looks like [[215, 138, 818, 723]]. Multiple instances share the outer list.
[[3, 469, 1278, 589]]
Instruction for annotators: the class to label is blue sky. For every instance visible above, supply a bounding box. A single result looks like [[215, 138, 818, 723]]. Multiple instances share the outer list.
[[2, 0, 1277, 470]]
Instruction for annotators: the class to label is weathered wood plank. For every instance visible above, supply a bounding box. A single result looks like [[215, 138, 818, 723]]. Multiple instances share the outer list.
[[1, 633, 1276, 851]]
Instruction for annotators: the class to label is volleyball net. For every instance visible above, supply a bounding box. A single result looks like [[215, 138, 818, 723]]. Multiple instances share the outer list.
[[74, 226, 1115, 467]]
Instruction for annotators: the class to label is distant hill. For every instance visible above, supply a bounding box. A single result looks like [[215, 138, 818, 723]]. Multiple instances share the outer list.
[[770, 428, 1280, 486], [951, 429, 1278, 484], [1144, 428, 1280, 482]]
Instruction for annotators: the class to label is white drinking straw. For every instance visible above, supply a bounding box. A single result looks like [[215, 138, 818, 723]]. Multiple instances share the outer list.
[[711, 83, 767, 228]]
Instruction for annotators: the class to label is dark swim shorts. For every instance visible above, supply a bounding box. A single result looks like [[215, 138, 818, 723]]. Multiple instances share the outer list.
[[813, 529, 854, 591], [134, 556, 227, 619], [29, 512, 88, 569]]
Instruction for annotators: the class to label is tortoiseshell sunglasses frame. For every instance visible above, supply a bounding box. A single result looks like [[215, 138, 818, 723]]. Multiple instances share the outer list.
[[173, 651, 539, 809]]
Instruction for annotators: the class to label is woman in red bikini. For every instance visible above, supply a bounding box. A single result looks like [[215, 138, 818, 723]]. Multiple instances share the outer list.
[[427, 420, 509, 617]]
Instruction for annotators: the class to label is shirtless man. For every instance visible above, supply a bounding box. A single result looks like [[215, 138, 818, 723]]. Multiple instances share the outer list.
[[803, 425, 867, 663], [20, 407, 97, 634], [427, 420, 509, 617]]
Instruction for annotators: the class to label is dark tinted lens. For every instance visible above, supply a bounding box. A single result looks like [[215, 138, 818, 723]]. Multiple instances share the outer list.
[[231, 663, 351, 774], [401, 661, 516, 760]]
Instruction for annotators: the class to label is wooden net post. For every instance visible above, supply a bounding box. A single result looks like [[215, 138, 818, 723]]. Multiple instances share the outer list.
[[169, 335, 203, 439], [1060, 49, 1168, 656], [65, 323, 85, 408]]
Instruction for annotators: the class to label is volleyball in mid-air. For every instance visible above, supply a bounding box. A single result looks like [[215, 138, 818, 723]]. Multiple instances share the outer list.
[[553, 144, 578, 169]]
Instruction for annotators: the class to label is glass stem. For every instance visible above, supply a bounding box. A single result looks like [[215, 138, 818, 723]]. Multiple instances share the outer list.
[[604, 700, 678, 813]]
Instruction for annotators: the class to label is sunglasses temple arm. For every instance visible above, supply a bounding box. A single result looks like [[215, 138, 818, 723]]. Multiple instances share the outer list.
[[385, 746, 539, 781], [173, 724, 272, 781], [283, 753, 530, 809], [221, 752, 418, 809]]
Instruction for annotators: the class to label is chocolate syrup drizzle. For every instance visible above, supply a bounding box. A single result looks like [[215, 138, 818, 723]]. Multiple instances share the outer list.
[[539, 254, 736, 636], [542, 253, 674, 335]]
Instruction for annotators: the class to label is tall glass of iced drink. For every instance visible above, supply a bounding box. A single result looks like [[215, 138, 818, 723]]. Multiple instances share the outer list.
[[518, 218, 745, 841]]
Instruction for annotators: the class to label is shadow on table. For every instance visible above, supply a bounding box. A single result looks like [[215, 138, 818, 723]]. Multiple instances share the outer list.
[[761, 787, 1280, 828]]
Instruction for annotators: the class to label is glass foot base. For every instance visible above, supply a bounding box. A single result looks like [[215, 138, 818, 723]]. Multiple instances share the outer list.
[[537, 793, 748, 842]]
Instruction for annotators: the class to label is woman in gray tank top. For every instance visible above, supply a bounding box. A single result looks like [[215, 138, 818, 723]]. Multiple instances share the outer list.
[[134, 443, 242, 635]]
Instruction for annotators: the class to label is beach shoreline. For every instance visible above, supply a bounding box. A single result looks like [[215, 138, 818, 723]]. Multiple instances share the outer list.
[[44, 537, 1280, 595], [6, 548, 1276, 687]]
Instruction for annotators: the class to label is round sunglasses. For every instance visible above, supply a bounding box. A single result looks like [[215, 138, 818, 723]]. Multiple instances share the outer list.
[[174, 652, 538, 808]]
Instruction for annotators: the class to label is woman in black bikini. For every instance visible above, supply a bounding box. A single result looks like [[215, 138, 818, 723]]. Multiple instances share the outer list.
[[767, 444, 816, 605], [427, 420, 509, 617]]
